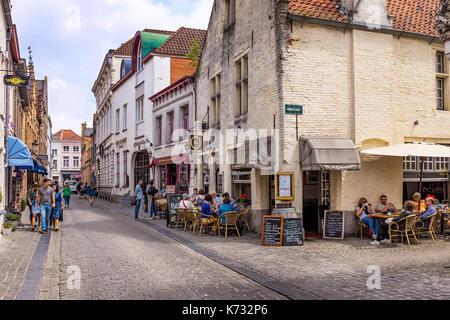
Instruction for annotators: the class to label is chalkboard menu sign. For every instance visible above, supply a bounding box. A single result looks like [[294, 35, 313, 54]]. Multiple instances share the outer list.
[[323, 210, 345, 239], [262, 216, 284, 246], [283, 218, 304, 246], [167, 194, 183, 228]]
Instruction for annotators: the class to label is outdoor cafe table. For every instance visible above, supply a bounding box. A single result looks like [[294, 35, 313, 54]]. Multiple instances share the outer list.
[[371, 213, 401, 219]]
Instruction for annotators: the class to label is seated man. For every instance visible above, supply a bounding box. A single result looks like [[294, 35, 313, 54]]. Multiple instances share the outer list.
[[179, 194, 196, 209], [415, 197, 437, 229], [376, 195, 397, 214]]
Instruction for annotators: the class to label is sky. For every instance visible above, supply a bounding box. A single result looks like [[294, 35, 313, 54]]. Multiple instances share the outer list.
[[11, 0, 213, 136]]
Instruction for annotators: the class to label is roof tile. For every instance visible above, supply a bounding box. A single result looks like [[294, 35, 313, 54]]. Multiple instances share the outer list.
[[154, 27, 207, 56], [114, 29, 175, 56], [288, 0, 440, 37]]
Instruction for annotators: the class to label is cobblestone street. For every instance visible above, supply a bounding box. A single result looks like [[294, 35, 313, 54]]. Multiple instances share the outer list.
[[2, 197, 450, 300]]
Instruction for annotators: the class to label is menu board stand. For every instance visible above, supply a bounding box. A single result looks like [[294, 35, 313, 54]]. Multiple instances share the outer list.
[[283, 218, 304, 246], [262, 216, 284, 246], [167, 194, 183, 228], [323, 210, 345, 239]]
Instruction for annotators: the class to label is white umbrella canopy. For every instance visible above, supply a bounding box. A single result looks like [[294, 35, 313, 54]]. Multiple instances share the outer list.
[[361, 142, 450, 196], [361, 142, 450, 157]]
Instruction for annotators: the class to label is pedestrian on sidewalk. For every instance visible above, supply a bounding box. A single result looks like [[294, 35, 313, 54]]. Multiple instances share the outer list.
[[62, 183, 72, 207], [26, 184, 34, 224], [38, 179, 55, 234], [84, 182, 88, 200], [30, 183, 41, 231], [143, 182, 149, 214], [77, 181, 83, 199], [52, 184, 64, 232], [87, 183, 97, 206], [147, 180, 158, 220], [134, 179, 144, 221]]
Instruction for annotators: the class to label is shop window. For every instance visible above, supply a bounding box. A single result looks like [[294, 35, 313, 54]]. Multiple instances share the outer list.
[[435, 157, 449, 172], [423, 157, 434, 171]]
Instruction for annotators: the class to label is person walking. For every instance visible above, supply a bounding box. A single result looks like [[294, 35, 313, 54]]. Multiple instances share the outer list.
[[84, 183, 88, 200], [38, 179, 55, 234], [143, 182, 149, 214], [62, 183, 72, 207], [147, 180, 158, 220], [30, 183, 41, 231], [87, 184, 97, 206], [52, 184, 64, 231], [134, 179, 144, 221], [26, 185, 34, 225], [77, 182, 82, 199]]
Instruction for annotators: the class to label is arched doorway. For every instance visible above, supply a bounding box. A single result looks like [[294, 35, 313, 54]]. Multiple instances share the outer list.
[[134, 151, 150, 186]]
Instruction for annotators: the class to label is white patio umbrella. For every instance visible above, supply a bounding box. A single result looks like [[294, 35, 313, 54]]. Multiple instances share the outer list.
[[361, 142, 450, 195]]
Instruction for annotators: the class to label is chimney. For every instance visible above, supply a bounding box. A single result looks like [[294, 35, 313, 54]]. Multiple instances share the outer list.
[[82, 122, 87, 137], [341, 0, 392, 27]]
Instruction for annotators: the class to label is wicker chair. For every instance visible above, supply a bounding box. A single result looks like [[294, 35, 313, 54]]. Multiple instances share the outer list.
[[184, 209, 195, 231], [175, 208, 186, 229], [355, 213, 370, 239], [217, 211, 240, 239], [388, 215, 418, 247], [193, 212, 214, 236], [160, 201, 168, 219], [415, 213, 439, 243], [238, 208, 251, 233]]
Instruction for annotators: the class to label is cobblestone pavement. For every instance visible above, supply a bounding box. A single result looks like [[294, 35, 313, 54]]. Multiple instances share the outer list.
[[55, 198, 285, 300], [96, 199, 450, 300], [0, 213, 41, 300]]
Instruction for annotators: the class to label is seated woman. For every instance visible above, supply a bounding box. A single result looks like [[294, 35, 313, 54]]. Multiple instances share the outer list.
[[218, 198, 234, 225], [201, 194, 218, 233], [355, 197, 379, 245], [412, 192, 426, 212], [374, 200, 415, 245]]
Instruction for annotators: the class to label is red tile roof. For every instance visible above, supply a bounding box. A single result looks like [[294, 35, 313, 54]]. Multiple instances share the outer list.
[[114, 29, 175, 56], [52, 129, 81, 141], [154, 27, 207, 57], [288, 0, 440, 37]]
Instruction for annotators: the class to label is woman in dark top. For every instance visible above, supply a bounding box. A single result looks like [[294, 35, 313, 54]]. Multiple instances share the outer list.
[[201, 194, 218, 234]]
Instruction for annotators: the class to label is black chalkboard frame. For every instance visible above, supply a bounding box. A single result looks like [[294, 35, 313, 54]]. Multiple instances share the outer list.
[[261, 215, 284, 247], [282, 218, 304, 247], [323, 210, 345, 240], [167, 194, 183, 228]]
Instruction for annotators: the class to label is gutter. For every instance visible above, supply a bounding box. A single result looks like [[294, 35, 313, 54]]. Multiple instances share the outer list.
[[288, 13, 441, 43]]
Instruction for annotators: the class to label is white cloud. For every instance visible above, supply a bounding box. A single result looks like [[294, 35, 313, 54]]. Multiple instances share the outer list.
[[11, 0, 214, 135]]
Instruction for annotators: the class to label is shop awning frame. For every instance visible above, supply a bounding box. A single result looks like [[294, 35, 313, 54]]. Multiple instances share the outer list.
[[299, 137, 361, 172]]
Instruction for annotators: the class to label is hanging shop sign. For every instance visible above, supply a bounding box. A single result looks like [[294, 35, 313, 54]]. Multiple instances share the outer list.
[[4, 75, 28, 87], [190, 135, 203, 151]]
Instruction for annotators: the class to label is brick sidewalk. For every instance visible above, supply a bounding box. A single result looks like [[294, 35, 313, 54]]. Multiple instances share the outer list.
[[100, 199, 450, 300], [0, 214, 41, 300]]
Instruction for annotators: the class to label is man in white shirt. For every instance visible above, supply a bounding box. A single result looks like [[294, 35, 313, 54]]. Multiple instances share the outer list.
[[179, 194, 196, 209]]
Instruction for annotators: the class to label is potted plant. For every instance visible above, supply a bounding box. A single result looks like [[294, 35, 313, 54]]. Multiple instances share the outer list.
[[234, 194, 249, 208], [20, 199, 27, 212], [2, 222, 12, 236], [6, 213, 20, 231]]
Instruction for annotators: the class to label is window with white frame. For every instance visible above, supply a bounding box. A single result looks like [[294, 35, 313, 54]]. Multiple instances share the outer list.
[[116, 109, 120, 133], [137, 41, 143, 72], [210, 74, 221, 126], [63, 157, 69, 168], [53, 160, 57, 170], [435, 157, 449, 172], [423, 157, 434, 171], [167, 112, 174, 144], [52, 149, 58, 155], [156, 116, 162, 146], [63, 146, 69, 152], [235, 54, 249, 117], [403, 156, 417, 171], [73, 157, 79, 168], [136, 96, 144, 123], [123, 104, 127, 130], [116, 153, 120, 187], [73, 146, 79, 152]]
